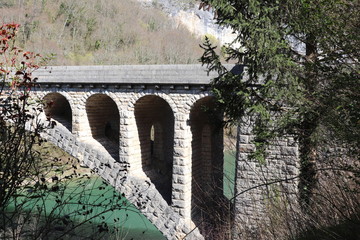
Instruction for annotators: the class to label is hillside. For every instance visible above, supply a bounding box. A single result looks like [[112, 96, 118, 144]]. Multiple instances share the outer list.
[[0, 0, 204, 65], [138, 0, 236, 45]]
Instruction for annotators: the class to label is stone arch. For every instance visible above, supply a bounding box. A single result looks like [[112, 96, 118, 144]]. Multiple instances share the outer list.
[[134, 95, 174, 204], [182, 93, 211, 114], [43, 92, 73, 132], [189, 96, 224, 227], [86, 94, 120, 160], [127, 91, 179, 114]]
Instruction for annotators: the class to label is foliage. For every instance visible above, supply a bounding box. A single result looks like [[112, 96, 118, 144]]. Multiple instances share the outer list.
[[200, 0, 359, 142], [0, 23, 44, 209], [200, 0, 359, 190], [199, 0, 359, 238], [0, 0, 203, 65]]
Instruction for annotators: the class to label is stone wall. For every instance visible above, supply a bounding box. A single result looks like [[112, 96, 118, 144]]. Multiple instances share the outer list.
[[233, 120, 299, 237]]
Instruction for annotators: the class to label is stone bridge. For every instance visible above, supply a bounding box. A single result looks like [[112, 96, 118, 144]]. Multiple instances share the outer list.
[[32, 65, 227, 239], [32, 64, 300, 239]]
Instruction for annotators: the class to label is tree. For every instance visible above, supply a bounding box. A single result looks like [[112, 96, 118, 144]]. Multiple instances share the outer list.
[[198, 0, 360, 238], [0, 23, 148, 240], [0, 23, 44, 209], [199, 0, 359, 207]]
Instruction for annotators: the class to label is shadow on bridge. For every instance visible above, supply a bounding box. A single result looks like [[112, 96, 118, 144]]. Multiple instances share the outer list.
[[44, 93, 72, 131], [85, 94, 120, 161], [134, 95, 174, 205], [44, 93, 121, 161], [190, 96, 227, 236]]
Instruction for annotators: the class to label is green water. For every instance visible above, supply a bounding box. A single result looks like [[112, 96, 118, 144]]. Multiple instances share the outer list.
[[6, 178, 165, 240], [58, 178, 166, 239], [6, 151, 236, 239], [224, 151, 236, 199]]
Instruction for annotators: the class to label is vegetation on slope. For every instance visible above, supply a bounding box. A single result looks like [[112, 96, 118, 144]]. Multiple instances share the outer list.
[[0, 0, 203, 65]]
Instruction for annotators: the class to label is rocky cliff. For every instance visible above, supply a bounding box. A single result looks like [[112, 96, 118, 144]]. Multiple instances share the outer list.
[[137, 0, 236, 45]]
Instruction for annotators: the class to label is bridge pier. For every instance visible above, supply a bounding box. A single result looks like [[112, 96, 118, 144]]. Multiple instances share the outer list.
[[118, 110, 135, 170], [172, 112, 193, 223]]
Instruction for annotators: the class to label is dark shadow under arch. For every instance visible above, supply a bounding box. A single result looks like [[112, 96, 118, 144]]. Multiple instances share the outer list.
[[43, 93, 72, 132], [134, 95, 174, 204], [86, 94, 120, 160], [190, 96, 225, 231]]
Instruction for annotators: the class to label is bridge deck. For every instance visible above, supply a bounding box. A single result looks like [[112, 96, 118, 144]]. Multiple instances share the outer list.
[[34, 64, 220, 85]]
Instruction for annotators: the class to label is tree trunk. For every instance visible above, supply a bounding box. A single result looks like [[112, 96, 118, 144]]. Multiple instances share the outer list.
[[299, 34, 318, 210]]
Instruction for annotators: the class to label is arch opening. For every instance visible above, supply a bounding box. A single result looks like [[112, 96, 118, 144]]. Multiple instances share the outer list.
[[134, 95, 174, 204], [43, 93, 72, 132], [86, 94, 120, 160], [190, 96, 225, 231]]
